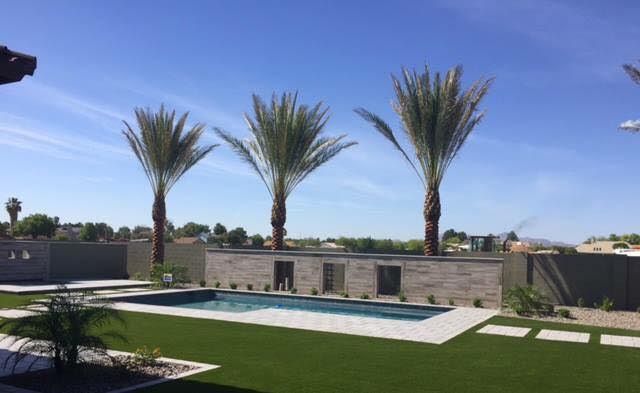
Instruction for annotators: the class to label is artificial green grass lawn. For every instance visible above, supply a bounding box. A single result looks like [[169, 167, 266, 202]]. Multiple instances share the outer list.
[[3, 292, 640, 392], [119, 314, 640, 393]]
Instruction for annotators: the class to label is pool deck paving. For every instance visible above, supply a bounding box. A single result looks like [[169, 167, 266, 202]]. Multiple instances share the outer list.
[[106, 288, 498, 344]]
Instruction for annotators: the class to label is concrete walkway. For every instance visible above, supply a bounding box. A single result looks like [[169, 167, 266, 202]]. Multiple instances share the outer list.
[[0, 280, 152, 295]]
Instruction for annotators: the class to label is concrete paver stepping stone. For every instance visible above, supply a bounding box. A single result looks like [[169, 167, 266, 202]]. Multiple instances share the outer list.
[[601, 334, 640, 348], [476, 324, 531, 337], [536, 329, 589, 343]]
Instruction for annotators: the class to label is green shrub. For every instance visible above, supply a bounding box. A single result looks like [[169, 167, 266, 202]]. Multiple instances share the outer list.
[[360, 293, 370, 300], [0, 286, 125, 374], [229, 282, 237, 289], [290, 288, 297, 294], [132, 272, 144, 281], [340, 292, 349, 298], [263, 283, 271, 292], [398, 291, 407, 302], [505, 285, 553, 316], [214, 281, 221, 288], [310, 287, 319, 296], [448, 298, 455, 306], [199, 280, 206, 287], [150, 263, 189, 288], [426, 294, 436, 304], [577, 297, 586, 308], [597, 296, 614, 312], [127, 346, 162, 367], [557, 308, 571, 318], [473, 298, 483, 308], [246, 284, 253, 291]]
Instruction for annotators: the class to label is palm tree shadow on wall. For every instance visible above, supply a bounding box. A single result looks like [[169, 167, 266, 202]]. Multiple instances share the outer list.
[[530, 255, 574, 306]]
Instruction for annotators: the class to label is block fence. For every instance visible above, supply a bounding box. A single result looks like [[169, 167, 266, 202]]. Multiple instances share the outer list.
[[3, 240, 640, 310]]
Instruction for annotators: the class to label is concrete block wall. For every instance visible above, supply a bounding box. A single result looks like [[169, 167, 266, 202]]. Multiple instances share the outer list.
[[0, 241, 49, 281], [206, 249, 503, 308], [127, 243, 206, 282]]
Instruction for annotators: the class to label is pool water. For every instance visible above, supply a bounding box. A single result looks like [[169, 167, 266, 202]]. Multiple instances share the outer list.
[[117, 290, 449, 322]]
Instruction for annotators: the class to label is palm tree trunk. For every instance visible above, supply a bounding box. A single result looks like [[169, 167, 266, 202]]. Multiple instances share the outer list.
[[151, 195, 166, 268], [8, 211, 17, 233], [423, 189, 441, 256], [271, 197, 287, 251]]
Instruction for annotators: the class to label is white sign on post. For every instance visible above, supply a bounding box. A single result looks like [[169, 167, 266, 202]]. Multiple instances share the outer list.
[[162, 273, 173, 285]]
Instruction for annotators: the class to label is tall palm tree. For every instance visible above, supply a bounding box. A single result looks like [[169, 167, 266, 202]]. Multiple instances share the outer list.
[[356, 64, 493, 255], [620, 60, 640, 132], [5, 197, 22, 234], [215, 92, 356, 250], [123, 105, 217, 268]]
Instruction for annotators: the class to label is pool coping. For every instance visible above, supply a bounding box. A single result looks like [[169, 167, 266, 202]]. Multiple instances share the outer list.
[[106, 288, 497, 344]]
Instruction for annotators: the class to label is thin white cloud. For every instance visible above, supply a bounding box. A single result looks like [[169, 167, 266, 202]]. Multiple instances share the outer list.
[[16, 81, 129, 129], [0, 116, 131, 162], [619, 119, 640, 131]]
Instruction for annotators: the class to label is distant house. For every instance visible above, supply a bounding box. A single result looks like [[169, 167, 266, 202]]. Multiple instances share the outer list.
[[55, 226, 81, 241], [174, 236, 206, 245], [319, 242, 346, 250], [575, 241, 630, 254], [508, 241, 531, 253], [174, 232, 208, 245]]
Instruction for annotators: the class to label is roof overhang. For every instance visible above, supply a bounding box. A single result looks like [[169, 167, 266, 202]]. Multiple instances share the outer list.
[[0, 46, 37, 85]]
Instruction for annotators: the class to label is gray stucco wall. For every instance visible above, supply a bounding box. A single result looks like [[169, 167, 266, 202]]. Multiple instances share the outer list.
[[0, 241, 49, 281], [127, 243, 205, 282], [49, 242, 127, 279], [205, 249, 503, 307]]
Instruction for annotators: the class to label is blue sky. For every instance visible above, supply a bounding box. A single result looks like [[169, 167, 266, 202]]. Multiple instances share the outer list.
[[1, 0, 639, 244]]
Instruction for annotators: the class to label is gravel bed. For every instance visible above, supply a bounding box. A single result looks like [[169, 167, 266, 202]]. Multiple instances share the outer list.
[[500, 306, 640, 331], [0, 355, 196, 393]]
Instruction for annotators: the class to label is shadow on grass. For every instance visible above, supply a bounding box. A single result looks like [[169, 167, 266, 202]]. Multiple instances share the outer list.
[[141, 379, 268, 393]]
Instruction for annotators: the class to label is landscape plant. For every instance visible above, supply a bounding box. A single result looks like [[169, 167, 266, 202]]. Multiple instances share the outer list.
[[150, 262, 189, 287], [426, 294, 436, 304], [356, 64, 493, 255], [247, 284, 253, 291], [263, 283, 271, 292], [230, 283, 238, 290], [360, 293, 370, 300], [310, 287, 319, 296], [398, 291, 407, 302], [0, 287, 126, 374], [505, 285, 553, 316], [557, 308, 571, 318], [215, 92, 356, 250], [596, 296, 614, 312], [123, 105, 217, 268], [473, 298, 483, 308]]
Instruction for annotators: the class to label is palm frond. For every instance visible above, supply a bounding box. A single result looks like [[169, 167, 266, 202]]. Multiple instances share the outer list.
[[122, 105, 218, 198], [623, 61, 640, 85], [357, 63, 493, 191], [216, 92, 357, 201]]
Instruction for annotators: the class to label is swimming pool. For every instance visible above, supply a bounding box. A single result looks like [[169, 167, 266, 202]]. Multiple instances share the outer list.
[[115, 289, 450, 322]]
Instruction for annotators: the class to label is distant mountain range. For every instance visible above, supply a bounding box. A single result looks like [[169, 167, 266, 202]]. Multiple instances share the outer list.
[[497, 232, 574, 248]]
